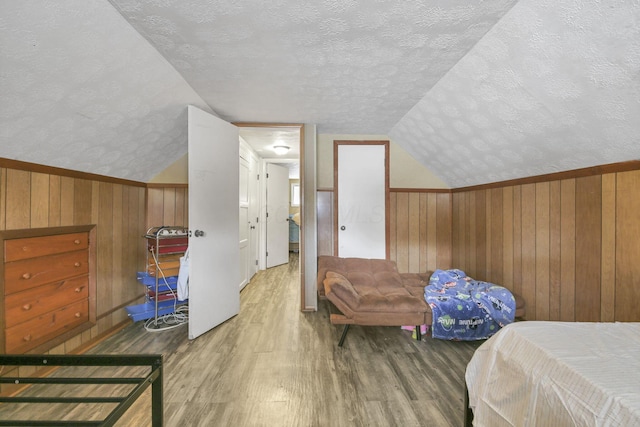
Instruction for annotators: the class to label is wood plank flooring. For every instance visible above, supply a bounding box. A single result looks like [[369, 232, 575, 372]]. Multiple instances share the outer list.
[[0, 253, 482, 426]]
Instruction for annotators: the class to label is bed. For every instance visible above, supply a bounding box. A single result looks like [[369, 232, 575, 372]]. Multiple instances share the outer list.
[[465, 321, 640, 426]]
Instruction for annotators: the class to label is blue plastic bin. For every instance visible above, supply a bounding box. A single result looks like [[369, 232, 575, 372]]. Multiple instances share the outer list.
[[125, 299, 186, 322], [136, 272, 178, 292]]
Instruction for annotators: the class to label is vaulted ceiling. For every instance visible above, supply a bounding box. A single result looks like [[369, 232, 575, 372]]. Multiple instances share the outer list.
[[1, 0, 638, 186]]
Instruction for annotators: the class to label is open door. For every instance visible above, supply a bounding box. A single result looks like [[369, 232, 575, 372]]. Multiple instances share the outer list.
[[248, 151, 260, 280], [188, 105, 240, 340], [239, 153, 250, 290], [265, 163, 290, 268]]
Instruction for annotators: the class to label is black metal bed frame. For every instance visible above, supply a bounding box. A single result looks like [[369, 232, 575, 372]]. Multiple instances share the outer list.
[[0, 354, 163, 426]]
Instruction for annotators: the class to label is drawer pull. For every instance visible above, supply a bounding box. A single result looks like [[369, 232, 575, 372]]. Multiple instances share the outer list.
[[75, 312, 82, 318], [74, 262, 81, 267], [23, 334, 32, 342], [74, 239, 81, 244], [22, 273, 32, 280], [75, 287, 83, 293], [22, 304, 32, 311]]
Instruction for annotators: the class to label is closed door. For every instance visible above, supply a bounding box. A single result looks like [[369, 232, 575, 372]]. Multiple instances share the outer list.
[[335, 142, 389, 259], [188, 105, 240, 340]]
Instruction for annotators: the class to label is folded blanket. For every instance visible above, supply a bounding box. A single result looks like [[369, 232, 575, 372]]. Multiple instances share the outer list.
[[424, 269, 515, 340]]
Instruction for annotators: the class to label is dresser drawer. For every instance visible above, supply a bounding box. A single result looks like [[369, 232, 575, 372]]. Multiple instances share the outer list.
[[4, 232, 89, 262], [4, 276, 89, 328], [5, 299, 89, 354], [4, 250, 89, 295]]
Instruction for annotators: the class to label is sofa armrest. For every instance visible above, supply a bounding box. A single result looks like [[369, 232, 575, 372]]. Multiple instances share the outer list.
[[324, 272, 361, 310]]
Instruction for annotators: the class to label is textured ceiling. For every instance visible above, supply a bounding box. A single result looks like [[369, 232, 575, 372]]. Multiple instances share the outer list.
[[108, 0, 517, 135], [239, 126, 301, 179], [390, 0, 640, 186], [0, 0, 213, 182], [239, 127, 300, 160], [1, 0, 639, 186]]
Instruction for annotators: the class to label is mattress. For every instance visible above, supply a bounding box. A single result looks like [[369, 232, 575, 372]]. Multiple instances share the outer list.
[[465, 321, 640, 426]]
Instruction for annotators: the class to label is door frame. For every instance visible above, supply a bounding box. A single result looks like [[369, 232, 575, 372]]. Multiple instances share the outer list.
[[333, 140, 390, 259], [234, 123, 306, 309]]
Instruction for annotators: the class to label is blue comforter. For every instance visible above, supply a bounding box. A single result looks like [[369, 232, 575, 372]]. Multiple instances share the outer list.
[[424, 269, 515, 341]]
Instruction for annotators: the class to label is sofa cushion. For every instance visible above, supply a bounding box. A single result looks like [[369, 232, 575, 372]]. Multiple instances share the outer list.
[[324, 272, 361, 309], [323, 270, 426, 313], [317, 255, 398, 297], [399, 272, 431, 299]]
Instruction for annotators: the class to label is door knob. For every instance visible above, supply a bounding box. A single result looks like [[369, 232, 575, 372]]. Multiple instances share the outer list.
[[194, 230, 205, 237], [340, 226, 346, 231]]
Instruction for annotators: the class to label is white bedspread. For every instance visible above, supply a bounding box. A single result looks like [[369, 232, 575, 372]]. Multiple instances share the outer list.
[[465, 321, 640, 427]]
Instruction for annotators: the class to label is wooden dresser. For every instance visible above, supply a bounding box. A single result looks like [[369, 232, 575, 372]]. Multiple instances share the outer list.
[[1, 225, 96, 354]]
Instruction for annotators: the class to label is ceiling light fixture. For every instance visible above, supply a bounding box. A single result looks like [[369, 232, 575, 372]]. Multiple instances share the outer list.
[[273, 145, 290, 155]]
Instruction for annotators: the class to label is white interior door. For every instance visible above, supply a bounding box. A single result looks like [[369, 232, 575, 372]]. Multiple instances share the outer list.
[[239, 154, 250, 290], [337, 144, 387, 259], [266, 163, 290, 268], [188, 105, 240, 340], [248, 151, 260, 279]]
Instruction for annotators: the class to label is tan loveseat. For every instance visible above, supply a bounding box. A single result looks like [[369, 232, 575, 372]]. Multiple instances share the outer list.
[[317, 256, 432, 345]]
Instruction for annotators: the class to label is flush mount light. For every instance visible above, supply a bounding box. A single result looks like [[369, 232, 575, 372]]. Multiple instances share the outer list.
[[273, 145, 290, 155]]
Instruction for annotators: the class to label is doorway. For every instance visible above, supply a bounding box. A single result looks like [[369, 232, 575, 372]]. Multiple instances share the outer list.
[[236, 124, 304, 294]]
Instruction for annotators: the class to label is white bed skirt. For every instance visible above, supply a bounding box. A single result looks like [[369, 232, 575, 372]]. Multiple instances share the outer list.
[[466, 321, 640, 426]]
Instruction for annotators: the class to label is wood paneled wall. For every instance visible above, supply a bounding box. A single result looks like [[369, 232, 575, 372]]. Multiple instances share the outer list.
[[390, 191, 452, 274], [452, 170, 640, 322], [0, 166, 147, 355], [316, 189, 453, 274], [146, 186, 189, 229]]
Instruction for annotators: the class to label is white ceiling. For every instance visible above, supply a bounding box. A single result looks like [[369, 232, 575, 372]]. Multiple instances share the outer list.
[[1, 0, 639, 186], [239, 126, 300, 179], [239, 127, 300, 160]]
